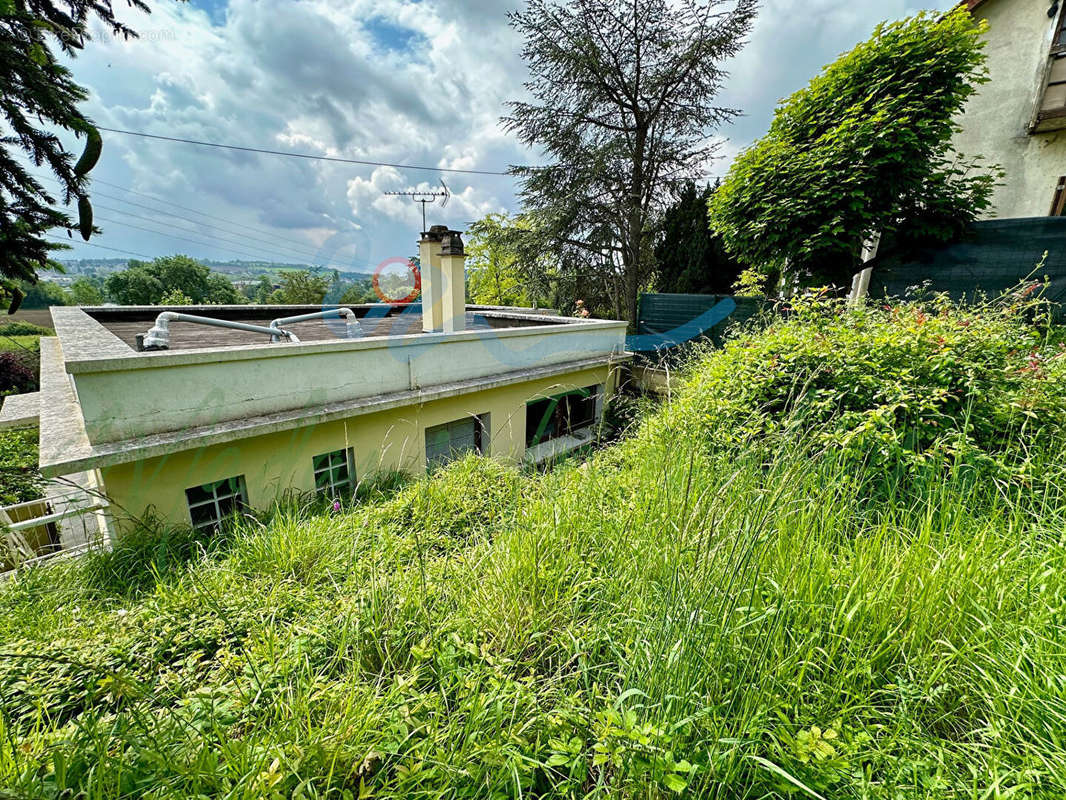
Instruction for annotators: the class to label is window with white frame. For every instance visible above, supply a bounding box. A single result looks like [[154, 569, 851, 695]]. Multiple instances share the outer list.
[[425, 415, 487, 469], [313, 448, 355, 498], [525, 385, 601, 448], [185, 475, 248, 532]]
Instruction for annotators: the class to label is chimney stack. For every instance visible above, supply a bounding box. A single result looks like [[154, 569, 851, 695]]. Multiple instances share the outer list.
[[418, 225, 466, 333]]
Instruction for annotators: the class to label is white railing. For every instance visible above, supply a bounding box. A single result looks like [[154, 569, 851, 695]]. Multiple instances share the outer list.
[[1, 482, 109, 573]]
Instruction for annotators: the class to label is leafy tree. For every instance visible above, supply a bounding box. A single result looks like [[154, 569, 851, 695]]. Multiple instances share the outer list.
[[204, 273, 241, 304], [247, 274, 276, 304], [708, 10, 998, 289], [104, 263, 163, 305], [68, 276, 103, 305], [339, 281, 376, 305], [159, 287, 191, 305], [18, 279, 68, 308], [466, 213, 531, 307], [0, 0, 159, 312], [268, 270, 329, 305], [504, 0, 756, 325], [105, 255, 239, 305], [654, 182, 741, 295]]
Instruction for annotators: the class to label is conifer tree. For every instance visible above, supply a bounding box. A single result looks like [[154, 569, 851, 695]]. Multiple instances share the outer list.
[[0, 0, 151, 311]]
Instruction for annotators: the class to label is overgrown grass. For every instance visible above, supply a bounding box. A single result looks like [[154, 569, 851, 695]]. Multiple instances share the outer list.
[[2, 296, 1066, 798]]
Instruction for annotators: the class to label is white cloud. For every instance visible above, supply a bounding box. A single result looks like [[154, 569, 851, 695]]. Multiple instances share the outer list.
[[47, 0, 957, 270]]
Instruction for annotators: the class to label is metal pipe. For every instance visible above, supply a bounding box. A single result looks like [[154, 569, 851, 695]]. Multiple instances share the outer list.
[[268, 308, 362, 342], [141, 312, 300, 351]]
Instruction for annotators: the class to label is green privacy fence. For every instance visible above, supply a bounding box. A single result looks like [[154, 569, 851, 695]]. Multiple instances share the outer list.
[[636, 293, 767, 353], [869, 217, 1066, 314]]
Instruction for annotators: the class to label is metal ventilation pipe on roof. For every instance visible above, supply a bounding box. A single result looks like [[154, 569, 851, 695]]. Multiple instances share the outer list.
[[268, 308, 362, 342], [140, 312, 300, 351]]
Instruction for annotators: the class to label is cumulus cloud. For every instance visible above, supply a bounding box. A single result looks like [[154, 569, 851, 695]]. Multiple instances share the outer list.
[[48, 0, 955, 270]]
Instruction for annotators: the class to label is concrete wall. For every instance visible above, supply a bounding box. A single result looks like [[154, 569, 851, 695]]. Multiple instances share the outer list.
[[954, 0, 1066, 218], [70, 321, 627, 443], [99, 364, 615, 532]]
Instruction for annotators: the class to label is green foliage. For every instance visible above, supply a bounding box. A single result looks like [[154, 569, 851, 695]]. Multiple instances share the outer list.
[[5, 297, 1066, 797], [466, 213, 531, 307], [709, 10, 998, 287], [17, 279, 69, 308], [654, 182, 741, 295], [67, 276, 103, 305], [0, 320, 52, 336], [732, 267, 768, 298], [656, 290, 1066, 494], [268, 270, 330, 304], [105, 255, 240, 305], [159, 287, 192, 305], [1, 1, 151, 286], [0, 426, 42, 504], [505, 0, 757, 323]]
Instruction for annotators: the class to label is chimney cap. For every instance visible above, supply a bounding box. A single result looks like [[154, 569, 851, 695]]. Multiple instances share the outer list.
[[421, 225, 450, 242], [440, 230, 465, 256]]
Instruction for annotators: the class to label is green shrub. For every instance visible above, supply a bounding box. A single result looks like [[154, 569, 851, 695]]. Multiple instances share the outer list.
[[654, 290, 1066, 493], [4, 293, 1066, 798], [0, 321, 53, 336], [0, 427, 42, 504]]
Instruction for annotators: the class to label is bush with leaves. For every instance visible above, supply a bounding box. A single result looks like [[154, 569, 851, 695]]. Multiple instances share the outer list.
[[655, 289, 1066, 493], [709, 10, 998, 288]]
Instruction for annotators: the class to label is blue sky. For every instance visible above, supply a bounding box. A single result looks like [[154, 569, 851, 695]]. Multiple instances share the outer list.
[[47, 0, 957, 273]]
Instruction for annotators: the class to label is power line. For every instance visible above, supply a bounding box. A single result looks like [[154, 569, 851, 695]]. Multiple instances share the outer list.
[[89, 214, 377, 274], [91, 201, 330, 265], [97, 126, 515, 176], [44, 233, 155, 260], [92, 214, 323, 264], [30, 171, 328, 257], [88, 176, 327, 251]]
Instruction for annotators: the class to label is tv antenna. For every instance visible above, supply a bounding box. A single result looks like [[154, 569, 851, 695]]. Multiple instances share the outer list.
[[384, 179, 451, 232]]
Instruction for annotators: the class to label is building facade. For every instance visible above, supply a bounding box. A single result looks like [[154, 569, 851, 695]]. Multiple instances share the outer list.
[[2, 227, 629, 542], [955, 0, 1066, 218]]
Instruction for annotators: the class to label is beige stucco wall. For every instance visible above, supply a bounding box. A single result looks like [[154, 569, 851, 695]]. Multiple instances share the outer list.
[[953, 0, 1066, 218], [99, 364, 616, 533]]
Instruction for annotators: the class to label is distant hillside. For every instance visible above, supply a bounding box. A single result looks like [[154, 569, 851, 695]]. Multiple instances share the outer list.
[[52, 258, 373, 282]]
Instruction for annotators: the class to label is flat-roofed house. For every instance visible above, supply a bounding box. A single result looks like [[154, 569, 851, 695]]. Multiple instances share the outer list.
[[955, 0, 1066, 217], [3, 226, 629, 542]]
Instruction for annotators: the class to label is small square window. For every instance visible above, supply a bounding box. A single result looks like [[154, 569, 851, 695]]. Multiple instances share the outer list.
[[313, 448, 354, 498], [185, 475, 248, 532]]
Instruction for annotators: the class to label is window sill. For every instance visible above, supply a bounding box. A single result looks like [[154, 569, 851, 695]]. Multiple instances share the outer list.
[[524, 427, 595, 464]]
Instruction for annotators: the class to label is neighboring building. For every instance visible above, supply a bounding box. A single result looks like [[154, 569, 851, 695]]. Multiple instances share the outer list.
[[1, 226, 628, 543], [955, 0, 1066, 218]]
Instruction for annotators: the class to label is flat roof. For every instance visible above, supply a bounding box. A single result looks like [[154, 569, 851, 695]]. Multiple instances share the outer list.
[[85, 304, 562, 352]]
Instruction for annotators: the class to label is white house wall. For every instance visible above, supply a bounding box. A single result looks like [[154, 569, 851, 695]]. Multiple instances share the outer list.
[[954, 0, 1066, 218]]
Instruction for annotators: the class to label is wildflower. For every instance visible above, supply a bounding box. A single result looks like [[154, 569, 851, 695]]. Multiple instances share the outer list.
[[332, 500, 341, 513]]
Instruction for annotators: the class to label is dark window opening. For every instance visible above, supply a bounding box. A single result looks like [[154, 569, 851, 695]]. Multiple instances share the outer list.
[[525, 386, 600, 448], [313, 448, 354, 498], [185, 475, 248, 532]]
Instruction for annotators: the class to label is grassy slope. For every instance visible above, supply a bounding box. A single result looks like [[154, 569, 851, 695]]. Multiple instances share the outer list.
[[2, 300, 1066, 798]]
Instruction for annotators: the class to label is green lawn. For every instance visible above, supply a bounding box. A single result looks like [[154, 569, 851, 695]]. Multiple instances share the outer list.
[[1, 295, 1065, 798], [0, 334, 41, 354]]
